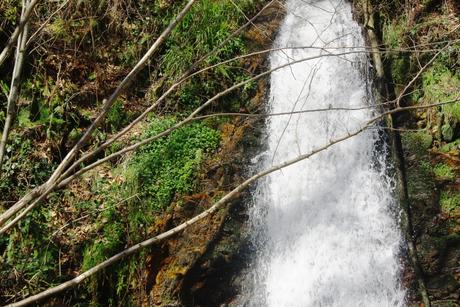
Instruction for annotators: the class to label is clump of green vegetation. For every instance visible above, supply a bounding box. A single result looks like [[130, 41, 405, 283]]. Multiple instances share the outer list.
[[433, 162, 455, 180], [440, 139, 460, 154], [0, 198, 59, 302], [160, 0, 263, 111], [401, 131, 433, 157], [162, 0, 243, 75], [80, 118, 219, 304], [129, 118, 220, 210], [0, 136, 54, 200], [0, 0, 20, 24], [106, 100, 129, 132], [440, 190, 460, 215], [422, 63, 460, 110], [420, 45, 460, 141], [383, 16, 407, 50]]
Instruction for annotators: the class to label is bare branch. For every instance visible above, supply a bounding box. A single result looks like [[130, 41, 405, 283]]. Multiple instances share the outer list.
[[0, 0, 197, 228], [5, 99, 457, 307], [2, 41, 453, 232], [0, 0, 277, 230], [0, 0, 39, 67], [0, 0, 30, 172]]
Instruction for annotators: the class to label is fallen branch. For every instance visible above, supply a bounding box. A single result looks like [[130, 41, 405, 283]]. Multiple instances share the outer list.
[[2, 44, 455, 234], [0, 40, 451, 220]]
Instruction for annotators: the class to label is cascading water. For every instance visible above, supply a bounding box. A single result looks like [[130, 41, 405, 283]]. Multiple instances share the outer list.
[[241, 0, 407, 306]]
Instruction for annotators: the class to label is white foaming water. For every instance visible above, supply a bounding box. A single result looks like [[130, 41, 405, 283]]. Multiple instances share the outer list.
[[242, 0, 406, 306]]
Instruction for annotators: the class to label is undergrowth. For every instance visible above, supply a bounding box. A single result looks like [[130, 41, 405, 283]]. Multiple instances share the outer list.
[[80, 118, 219, 305], [1, 0, 263, 304]]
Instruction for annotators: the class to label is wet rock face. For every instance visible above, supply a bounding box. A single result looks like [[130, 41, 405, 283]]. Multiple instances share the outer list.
[[179, 200, 253, 306], [141, 2, 285, 306], [352, 0, 460, 304], [401, 132, 460, 304]]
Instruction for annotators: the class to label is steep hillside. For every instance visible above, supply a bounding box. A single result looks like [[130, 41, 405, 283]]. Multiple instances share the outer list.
[[0, 0, 283, 305]]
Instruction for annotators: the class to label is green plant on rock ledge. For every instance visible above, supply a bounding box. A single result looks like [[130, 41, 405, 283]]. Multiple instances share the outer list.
[[130, 118, 220, 210], [420, 46, 460, 142], [433, 162, 455, 181], [79, 117, 220, 304], [440, 190, 460, 216], [161, 0, 263, 111], [401, 131, 433, 157]]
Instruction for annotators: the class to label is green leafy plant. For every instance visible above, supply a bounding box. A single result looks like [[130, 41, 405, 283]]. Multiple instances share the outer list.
[[433, 163, 455, 180], [79, 117, 219, 304], [401, 131, 433, 157], [130, 118, 220, 210], [440, 190, 460, 215]]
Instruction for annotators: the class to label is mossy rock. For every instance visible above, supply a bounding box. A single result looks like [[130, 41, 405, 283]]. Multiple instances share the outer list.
[[402, 131, 433, 158], [432, 300, 459, 307], [433, 163, 455, 181], [417, 234, 448, 276], [427, 274, 460, 303], [440, 190, 460, 216]]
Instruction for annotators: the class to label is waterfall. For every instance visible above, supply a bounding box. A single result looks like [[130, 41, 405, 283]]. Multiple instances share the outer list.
[[241, 0, 406, 306]]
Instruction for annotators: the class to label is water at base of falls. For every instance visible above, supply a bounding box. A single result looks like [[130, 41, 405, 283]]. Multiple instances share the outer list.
[[240, 0, 406, 306]]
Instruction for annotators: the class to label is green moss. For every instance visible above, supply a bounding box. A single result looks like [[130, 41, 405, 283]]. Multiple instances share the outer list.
[[130, 118, 220, 210], [440, 190, 460, 215], [79, 118, 220, 304], [401, 132, 438, 201], [440, 139, 460, 154], [391, 55, 411, 86], [401, 131, 433, 157], [433, 163, 455, 180]]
